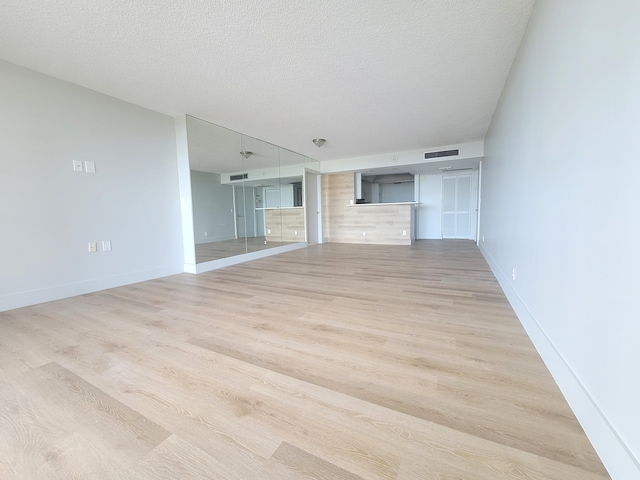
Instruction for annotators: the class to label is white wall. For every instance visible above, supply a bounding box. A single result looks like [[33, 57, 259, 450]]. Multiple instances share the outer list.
[[480, 1, 640, 478], [190, 171, 235, 244], [175, 115, 196, 271], [0, 60, 183, 311]]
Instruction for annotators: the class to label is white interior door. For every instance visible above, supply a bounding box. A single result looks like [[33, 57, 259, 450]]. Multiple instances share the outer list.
[[234, 186, 246, 238], [246, 187, 256, 238], [442, 174, 472, 239], [305, 171, 321, 244], [234, 186, 256, 238]]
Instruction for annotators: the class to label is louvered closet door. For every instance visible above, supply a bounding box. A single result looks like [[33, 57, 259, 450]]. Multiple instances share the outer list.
[[441, 174, 472, 239]]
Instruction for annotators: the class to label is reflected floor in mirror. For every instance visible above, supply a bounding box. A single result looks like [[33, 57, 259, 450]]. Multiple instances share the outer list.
[[195, 237, 299, 263]]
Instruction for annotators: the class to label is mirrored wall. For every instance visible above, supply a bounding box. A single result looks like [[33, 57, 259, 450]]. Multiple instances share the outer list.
[[185, 116, 319, 264]]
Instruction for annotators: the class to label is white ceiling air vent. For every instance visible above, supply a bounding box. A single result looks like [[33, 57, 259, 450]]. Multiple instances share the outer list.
[[439, 167, 473, 172], [230, 173, 249, 181], [425, 149, 459, 159]]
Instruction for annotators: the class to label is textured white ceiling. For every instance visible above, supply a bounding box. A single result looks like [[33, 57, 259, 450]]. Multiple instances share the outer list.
[[0, 0, 534, 161]]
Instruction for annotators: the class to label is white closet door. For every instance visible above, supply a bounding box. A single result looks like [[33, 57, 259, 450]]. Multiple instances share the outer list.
[[235, 186, 246, 238], [442, 177, 457, 238], [441, 174, 472, 239]]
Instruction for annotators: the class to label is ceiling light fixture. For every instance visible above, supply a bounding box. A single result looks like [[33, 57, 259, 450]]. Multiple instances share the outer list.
[[240, 151, 253, 159], [312, 138, 326, 147]]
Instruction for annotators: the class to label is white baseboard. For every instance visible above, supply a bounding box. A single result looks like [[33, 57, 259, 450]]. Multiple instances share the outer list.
[[0, 264, 183, 313], [480, 245, 639, 479]]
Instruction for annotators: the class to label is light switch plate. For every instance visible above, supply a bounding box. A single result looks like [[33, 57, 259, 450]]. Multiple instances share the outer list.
[[73, 160, 83, 172], [102, 240, 112, 252]]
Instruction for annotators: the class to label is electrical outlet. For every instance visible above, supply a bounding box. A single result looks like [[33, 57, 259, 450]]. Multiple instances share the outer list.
[[268, 229, 271, 234], [88, 242, 97, 253], [294, 231, 298, 236], [482, 235, 485, 243], [102, 240, 112, 252], [84, 161, 96, 174], [511, 267, 517, 280], [72, 160, 83, 172], [204, 231, 208, 237], [362, 231, 366, 237], [402, 230, 407, 236]]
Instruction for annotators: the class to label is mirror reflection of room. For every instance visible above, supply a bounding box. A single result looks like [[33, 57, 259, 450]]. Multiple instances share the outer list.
[[186, 116, 309, 264]]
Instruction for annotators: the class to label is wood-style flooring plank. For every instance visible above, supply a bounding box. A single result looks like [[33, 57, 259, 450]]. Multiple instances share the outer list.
[[0, 240, 610, 479], [272, 442, 366, 480]]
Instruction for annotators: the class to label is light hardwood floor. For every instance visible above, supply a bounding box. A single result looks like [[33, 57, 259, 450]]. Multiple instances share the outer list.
[[0, 241, 609, 479]]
